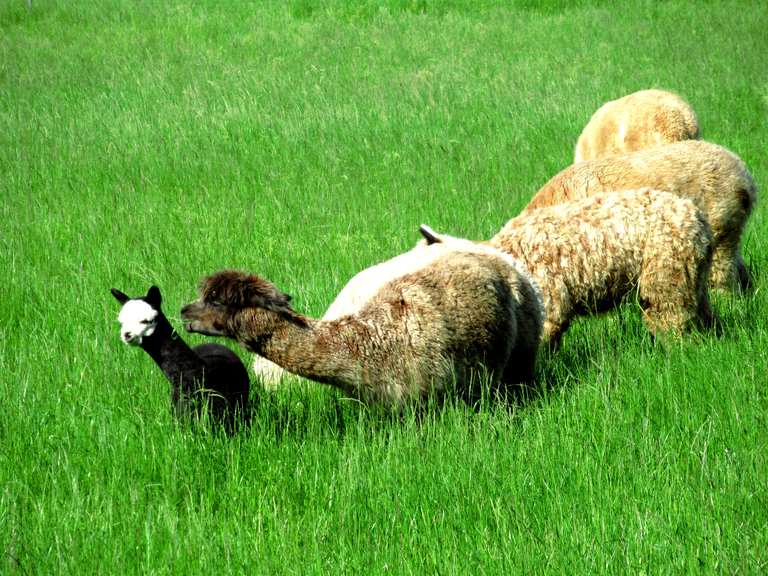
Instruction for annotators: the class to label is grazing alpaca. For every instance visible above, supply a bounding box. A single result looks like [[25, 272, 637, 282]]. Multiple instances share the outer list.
[[574, 89, 700, 162], [253, 237, 545, 389], [526, 140, 757, 292], [112, 286, 250, 431], [181, 244, 544, 406], [420, 189, 717, 346]]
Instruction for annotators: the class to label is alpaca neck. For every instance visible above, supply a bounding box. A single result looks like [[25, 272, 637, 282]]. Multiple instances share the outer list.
[[238, 310, 363, 392], [141, 315, 206, 393]]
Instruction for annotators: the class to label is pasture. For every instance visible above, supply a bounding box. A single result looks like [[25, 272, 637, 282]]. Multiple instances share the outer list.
[[1, 0, 767, 572]]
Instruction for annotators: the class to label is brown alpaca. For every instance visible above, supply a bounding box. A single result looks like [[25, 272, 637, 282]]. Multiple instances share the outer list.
[[252, 237, 544, 388], [574, 89, 700, 162], [181, 245, 544, 406], [421, 189, 717, 346], [526, 140, 757, 292]]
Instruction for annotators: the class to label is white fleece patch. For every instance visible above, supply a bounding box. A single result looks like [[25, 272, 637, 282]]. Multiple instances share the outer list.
[[322, 238, 543, 321], [323, 243, 455, 320], [117, 299, 158, 345], [411, 229, 545, 313]]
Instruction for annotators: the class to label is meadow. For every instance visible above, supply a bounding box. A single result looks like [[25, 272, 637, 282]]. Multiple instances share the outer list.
[[1, 0, 767, 572]]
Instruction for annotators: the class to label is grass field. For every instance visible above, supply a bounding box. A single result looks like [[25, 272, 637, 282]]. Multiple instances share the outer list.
[[2, 0, 767, 572]]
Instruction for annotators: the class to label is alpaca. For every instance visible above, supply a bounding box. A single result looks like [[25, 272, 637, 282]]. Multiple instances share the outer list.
[[253, 236, 544, 388], [181, 244, 544, 406], [251, 241, 451, 387], [526, 140, 757, 292], [574, 89, 700, 162], [112, 286, 250, 431], [420, 189, 717, 347]]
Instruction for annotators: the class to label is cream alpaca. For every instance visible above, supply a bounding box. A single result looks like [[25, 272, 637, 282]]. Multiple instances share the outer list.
[[527, 140, 757, 291], [574, 89, 700, 162], [422, 189, 717, 346]]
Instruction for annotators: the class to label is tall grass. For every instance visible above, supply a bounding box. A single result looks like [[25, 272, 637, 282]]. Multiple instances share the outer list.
[[2, 0, 767, 572]]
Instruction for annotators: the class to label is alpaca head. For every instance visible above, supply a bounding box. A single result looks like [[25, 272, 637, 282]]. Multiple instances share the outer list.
[[181, 270, 295, 337], [111, 286, 163, 345]]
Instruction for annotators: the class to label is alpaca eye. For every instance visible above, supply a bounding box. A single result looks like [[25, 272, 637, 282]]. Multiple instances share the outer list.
[[140, 319, 152, 324]]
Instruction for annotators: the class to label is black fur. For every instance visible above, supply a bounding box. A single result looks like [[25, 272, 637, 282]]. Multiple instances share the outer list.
[[111, 285, 251, 432]]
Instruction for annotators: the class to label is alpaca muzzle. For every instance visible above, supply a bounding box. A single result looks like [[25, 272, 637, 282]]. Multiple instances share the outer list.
[[121, 330, 142, 345], [180, 301, 228, 337]]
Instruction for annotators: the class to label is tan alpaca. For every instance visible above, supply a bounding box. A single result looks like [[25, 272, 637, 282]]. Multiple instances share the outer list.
[[421, 189, 717, 346], [182, 244, 544, 406], [526, 140, 757, 292], [574, 89, 700, 162]]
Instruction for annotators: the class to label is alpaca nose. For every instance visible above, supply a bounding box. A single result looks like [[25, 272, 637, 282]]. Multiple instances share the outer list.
[[123, 331, 133, 342]]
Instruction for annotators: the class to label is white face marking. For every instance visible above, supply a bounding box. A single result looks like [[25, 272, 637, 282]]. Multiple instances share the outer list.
[[117, 300, 158, 345]]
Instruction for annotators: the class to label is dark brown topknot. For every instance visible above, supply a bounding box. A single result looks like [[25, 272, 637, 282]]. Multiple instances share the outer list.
[[199, 270, 293, 313]]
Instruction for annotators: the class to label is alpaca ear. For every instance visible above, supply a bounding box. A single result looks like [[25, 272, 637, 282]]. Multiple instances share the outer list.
[[262, 289, 292, 313], [233, 275, 293, 312], [146, 286, 162, 308], [110, 288, 130, 305], [419, 224, 443, 245]]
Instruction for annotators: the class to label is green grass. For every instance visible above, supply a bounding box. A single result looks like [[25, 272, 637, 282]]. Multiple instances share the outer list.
[[2, 0, 767, 572]]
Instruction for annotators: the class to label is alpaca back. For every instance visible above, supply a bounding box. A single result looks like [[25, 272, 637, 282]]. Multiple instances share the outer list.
[[338, 248, 542, 403], [528, 140, 757, 233], [322, 243, 436, 321], [574, 89, 700, 162], [255, 242, 479, 385], [498, 189, 708, 295], [325, 236, 540, 319]]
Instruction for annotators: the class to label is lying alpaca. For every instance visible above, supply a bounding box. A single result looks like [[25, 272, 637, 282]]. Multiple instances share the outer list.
[[112, 286, 250, 431], [181, 244, 544, 406], [526, 140, 757, 292], [574, 89, 700, 162], [420, 189, 717, 346]]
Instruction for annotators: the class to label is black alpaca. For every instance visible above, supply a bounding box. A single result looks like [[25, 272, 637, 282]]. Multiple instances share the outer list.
[[111, 286, 250, 431]]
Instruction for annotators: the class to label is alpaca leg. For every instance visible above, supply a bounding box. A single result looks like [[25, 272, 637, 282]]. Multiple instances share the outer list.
[[541, 315, 569, 349], [497, 340, 540, 403], [708, 243, 738, 292], [502, 344, 537, 385], [539, 294, 569, 347], [640, 298, 695, 335], [696, 289, 718, 332], [502, 299, 541, 385], [734, 252, 752, 293], [694, 251, 719, 332], [709, 232, 751, 293], [252, 356, 286, 390]]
